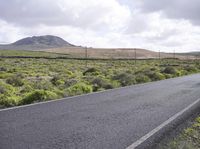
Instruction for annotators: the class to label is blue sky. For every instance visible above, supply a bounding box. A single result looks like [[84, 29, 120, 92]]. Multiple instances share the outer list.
[[0, 0, 200, 52]]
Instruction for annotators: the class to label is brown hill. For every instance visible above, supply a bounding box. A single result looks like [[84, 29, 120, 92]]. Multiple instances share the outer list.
[[42, 47, 184, 59]]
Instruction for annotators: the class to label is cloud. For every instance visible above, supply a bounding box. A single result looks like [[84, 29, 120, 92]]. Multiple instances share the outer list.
[[140, 0, 200, 25], [0, 0, 200, 52], [0, 19, 25, 43], [0, 0, 131, 32]]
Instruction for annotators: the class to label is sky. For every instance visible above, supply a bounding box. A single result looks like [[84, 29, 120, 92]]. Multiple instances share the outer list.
[[0, 0, 200, 52]]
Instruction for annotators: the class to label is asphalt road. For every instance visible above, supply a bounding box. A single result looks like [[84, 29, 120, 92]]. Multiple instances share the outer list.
[[1, 74, 200, 149]]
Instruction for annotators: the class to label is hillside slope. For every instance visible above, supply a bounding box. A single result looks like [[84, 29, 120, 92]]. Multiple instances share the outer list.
[[0, 35, 75, 50]]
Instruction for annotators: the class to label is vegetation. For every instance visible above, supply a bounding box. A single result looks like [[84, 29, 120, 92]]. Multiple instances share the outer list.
[[0, 50, 200, 108], [0, 49, 70, 58], [161, 116, 200, 149]]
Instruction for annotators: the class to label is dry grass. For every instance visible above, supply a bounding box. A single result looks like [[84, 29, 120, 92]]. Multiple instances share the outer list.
[[41, 47, 189, 59]]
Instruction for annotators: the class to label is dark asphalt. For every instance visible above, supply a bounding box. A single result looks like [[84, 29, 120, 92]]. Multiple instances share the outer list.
[[1, 74, 200, 149]]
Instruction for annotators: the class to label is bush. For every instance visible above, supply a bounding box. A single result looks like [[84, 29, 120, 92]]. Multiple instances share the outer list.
[[175, 70, 182, 77], [145, 71, 165, 81], [0, 96, 15, 108], [32, 80, 54, 90], [184, 65, 197, 73], [6, 74, 24, 87], [20, 84, 33, 93], [0, 96, 19, 107], [51, 75, 65, 86], [164, 74, 172, 79], [20, 90, 58, 105], [64, 70, 74, 77], [91, 77, 106, 91], [179, 70, 189, 76], [113, 72, 136, 86], [0, 81, 17, 107], [136, 74, 151, 83], [162, 66, 177, 74], [64, 79, 78, 87], [103, 83, 114, 89], [0, 67, 7, 71], [0, 81, 15, 95], [83, 67, 99, 75], [90, 77, 115, 91], [0, 72, 12, 79], [67, 83, 92, 96]]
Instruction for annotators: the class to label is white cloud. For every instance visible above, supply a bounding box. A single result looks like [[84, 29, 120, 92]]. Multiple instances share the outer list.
[[0, 0, 131, 32], [0, 20, 25, 43], [140, 0, 200, 25], [1, 0, 200, 52]]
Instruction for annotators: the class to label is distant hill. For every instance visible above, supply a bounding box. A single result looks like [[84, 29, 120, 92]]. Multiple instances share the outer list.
[[43, 47, 180, 59], [0, 35, 194, 59], [0, 35, 75, 50], [176, 51, 200, 57]]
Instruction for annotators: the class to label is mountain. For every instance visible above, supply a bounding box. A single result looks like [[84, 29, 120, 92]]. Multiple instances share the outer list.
[[0, 35, 192, 59], [0, 35, 75, 50], [176, 51, 200, 56]]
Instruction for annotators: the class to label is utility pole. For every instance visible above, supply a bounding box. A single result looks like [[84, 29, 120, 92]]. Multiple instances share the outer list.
[[85, 46, 88, 68], [158, 50, 161, 65], [173, 50, 176, 59], [133, 49, 137, 76], [134, 49, 137, 64], [195, 55, 198, 63]]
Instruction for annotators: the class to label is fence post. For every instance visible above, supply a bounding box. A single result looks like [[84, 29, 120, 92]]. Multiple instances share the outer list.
[[85, 46, 88, 68], [134, 49, 137, 64], [159, 50, 161, 60]]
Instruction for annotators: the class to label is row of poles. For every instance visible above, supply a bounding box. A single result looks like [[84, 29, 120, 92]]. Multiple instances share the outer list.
[[84, 47, 197, 67], [85, 47, 177, 60], [84, 47, 137, 67]]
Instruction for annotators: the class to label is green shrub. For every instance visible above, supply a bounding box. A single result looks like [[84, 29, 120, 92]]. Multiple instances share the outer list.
[[91, 77, 106, 91], [175, 70, 182, 77], [0, 81, 15, 95], [0, 81, 17, 107], [90, 77, 116, 91], [145, 71, 165, 81], [64, 79, 78, 87], [0, 96, 19, 108], [32, 80, 54, 90], [0, 67, 7, 71], [164, 74, 172, 79], [53, 89, 64, 97], [6, 74, 24, 87], [0, 72, 12, 79], [103, 83, 114, 89], [20, 90, 58, 105], [20, 84, 33, 93], [67, 83, 92, 96], [83, 67, 99, 75], [162, 66, 177, 74], [136, 74, 151, 83], [7, 68, 17, 73], [113, 72, 136, 86], [64, 70, 74, 77], [51, 75, 65, 86], [179, 70, 189, 76], [150, 67, 157, 71], [184, 65, 197, 73]]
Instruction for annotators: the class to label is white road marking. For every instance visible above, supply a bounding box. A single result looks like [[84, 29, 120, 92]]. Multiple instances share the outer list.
[[126, 98, 200, 149]]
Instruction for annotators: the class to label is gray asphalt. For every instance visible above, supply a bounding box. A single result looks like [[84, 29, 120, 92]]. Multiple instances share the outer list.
[[1, 74, 200, 149]]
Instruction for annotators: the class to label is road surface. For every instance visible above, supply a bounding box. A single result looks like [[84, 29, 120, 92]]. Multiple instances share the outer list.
[[1, 74, 200, 149]]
